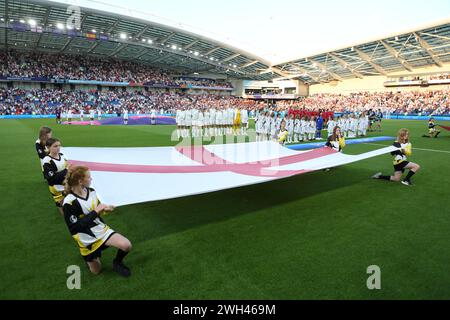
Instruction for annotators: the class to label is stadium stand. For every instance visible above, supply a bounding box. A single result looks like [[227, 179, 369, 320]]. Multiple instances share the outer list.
[[2, 86, 450, 116], [0, 50, 233, 88], [0, 88, 264, 115]]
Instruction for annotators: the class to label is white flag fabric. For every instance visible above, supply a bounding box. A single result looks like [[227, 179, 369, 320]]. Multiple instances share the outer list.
[[62, 141, 396, 207]]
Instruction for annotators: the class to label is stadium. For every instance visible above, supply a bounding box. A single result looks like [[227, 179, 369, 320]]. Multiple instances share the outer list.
[[1, 0, 450, 303]]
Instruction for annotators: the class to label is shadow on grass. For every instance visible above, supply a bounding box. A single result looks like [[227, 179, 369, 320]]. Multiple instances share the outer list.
[[119, 166, 373, 243]]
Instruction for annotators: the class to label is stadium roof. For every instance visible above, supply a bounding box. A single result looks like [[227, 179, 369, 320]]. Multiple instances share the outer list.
[[272, 18, 450, 84], [1, 0, 450, 84], [0, 0, 274, 80]]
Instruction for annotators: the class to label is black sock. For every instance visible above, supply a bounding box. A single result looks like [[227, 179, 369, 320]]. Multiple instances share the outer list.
[[404, 170, 416, 182], [379, 175, 391, 181], [114, 249, 129, 264]]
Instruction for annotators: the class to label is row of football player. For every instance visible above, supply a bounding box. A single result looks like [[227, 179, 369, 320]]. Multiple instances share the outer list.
[[57, 108, 106, 123], [255, 113, 373, 143], [57, 108, 166, 125], [57, 108, 140, 123], [175, 108, 250, 138]]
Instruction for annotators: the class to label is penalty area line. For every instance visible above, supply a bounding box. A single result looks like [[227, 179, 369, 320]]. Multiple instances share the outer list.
[[364, 143, 450, 154]]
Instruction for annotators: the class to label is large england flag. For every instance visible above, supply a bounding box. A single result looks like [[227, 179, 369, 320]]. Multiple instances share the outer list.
[[63, 141, 396, 206]]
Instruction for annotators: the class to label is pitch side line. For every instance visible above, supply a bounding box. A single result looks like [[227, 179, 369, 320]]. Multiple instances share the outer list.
[[364, 143, 450, 154]]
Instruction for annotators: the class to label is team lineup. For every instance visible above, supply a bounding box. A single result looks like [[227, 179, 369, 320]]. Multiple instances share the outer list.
[[171, 107, 382, 144]]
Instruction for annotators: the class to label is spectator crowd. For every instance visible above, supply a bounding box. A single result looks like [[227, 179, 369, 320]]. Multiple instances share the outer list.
[[0, 88, 264, 116], [0, 50, 233, 88], [285, 91, 450, 116], [1, 50, 450, 117], [2, 88, 450, 116]]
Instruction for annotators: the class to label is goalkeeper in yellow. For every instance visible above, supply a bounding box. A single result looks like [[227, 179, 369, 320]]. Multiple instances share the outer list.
[[233, 108, 241, 136], [372, 128, 420, 186]]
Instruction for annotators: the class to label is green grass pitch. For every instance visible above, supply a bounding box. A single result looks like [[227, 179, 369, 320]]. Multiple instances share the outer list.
[[0, 118, 449, 299]]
